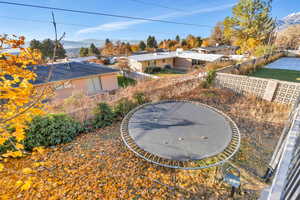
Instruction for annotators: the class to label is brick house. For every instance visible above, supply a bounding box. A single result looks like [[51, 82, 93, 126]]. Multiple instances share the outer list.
[[32, 62, 119, 100]]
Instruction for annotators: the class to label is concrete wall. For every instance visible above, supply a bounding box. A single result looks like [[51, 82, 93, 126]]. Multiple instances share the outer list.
[[209, 52, 300, 105], [214, 72, 300, 105], [123, 71, 159, 81]]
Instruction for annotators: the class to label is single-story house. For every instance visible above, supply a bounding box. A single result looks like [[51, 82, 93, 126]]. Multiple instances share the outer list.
[[128, 50, 243, 72], [32, 62, 119, 99], [192, 45, 239, 55]]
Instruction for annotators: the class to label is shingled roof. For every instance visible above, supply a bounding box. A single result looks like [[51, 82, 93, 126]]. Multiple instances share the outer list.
[[31, 62, 119, 85]]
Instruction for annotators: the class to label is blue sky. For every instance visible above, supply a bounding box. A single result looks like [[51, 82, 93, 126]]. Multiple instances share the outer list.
[[0, 0, 299, 41]]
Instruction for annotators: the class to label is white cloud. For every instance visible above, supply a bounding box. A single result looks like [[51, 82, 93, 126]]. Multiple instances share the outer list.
[[77, 3, 235, 34]]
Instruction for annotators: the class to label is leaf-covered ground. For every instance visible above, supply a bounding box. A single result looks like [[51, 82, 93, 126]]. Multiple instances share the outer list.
[[0, 88, 290, 199], [1, 124, 234, 199]]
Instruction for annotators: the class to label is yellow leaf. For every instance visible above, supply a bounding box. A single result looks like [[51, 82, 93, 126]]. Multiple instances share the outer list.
[[0, 137, 6, 145], [21, 180, 32, 191], [22, 168, 34, 174], [33, 162, 46, 167], [2, 151, 23, 158], [0, 163, 4, 171], [0, 194, 10, 200], [33, 146, 45, 154], [15, 180, 23, 187], [16, 143, 24, 149]]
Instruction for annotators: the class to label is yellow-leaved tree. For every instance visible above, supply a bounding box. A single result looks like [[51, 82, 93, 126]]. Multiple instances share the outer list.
[[223, 0, 275, 55], [0, 35, 49, 159]]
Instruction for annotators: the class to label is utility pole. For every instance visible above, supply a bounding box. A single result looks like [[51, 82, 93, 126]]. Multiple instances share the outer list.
[[47, 12, 66, 82]]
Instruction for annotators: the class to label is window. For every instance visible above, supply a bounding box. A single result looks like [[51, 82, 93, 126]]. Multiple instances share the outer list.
[[87, 77, 102, 94], [149, 60, 156, 66], [55, 81, 73, 90], [162, 59, 166, 63], [192, 59, 205, 66]]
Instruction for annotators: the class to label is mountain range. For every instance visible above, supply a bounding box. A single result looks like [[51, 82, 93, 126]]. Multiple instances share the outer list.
[[277, 12, 300, 29], [62, 39, 139, 49], [62, 39, 140, 57]]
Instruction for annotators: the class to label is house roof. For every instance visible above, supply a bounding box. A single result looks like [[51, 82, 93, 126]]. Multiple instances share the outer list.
[[68, 56, 97, 62], [128, 51, 242, 62], [193, 45, 239, 52], [128, 52, 178, 62], [177, 51, 225, 62], [31, 62, 119, 85]]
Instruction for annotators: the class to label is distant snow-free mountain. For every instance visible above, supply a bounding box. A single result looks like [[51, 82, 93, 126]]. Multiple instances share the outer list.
[[62, 39, 139, 49]]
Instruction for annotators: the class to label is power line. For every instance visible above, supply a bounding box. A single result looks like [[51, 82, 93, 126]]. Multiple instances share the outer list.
[[128, 0, 186, 12], [0, 15, 200, 36], [0, 15, 91, 27], [0, 1, 211, 28]]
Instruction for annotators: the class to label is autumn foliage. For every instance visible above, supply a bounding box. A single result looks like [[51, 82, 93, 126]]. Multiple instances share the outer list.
[[0, 35, 47, 159]]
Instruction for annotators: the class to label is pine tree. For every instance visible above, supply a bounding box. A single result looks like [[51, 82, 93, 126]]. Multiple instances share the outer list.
[[181, 39, 187, 47], [88, 43, 100, 56], [146, 36, 158, 48], [29, 39, 66, 60], [175, 35, 180, 42], [105, 38, 111, 45], [79, 47, 89, 57], [139, 41, 146, 51]]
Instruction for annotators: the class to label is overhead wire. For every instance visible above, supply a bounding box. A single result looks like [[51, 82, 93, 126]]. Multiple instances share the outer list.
[[0, 1, 212, 28], [128, 0, 186, 12], [0, 15, 201, 36]]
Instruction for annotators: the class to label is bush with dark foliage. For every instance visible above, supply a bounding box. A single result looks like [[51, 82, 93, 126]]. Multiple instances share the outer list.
[[24, 114, 82, 151]]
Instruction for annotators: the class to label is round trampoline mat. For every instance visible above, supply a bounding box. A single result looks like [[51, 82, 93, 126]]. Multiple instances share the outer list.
[[121, 100, 240, 169]]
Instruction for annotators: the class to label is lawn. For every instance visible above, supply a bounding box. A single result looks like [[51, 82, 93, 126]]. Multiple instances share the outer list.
[[250, 68, 300, 83]]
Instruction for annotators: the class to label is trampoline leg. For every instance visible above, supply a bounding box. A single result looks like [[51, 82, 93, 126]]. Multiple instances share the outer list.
[[172, 168, 177, 198], [230, 187, 235, 197]]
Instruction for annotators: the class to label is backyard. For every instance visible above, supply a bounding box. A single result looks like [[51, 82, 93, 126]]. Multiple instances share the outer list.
[[0, 76, 290, 199], [250, 68, 300, 82], [249, 57, 300, 82]]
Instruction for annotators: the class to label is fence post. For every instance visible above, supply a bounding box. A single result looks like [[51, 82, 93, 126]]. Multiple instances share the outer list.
[[262, 80, 278, 101]]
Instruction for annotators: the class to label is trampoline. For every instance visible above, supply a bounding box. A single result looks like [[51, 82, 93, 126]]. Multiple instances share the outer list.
[[120, 100, 240, 170]]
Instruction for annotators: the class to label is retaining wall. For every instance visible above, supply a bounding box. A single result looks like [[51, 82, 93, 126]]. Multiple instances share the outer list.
[[123, 71, 159, 81], [213, 51, 300, 105], [214, 73, 300, 105]]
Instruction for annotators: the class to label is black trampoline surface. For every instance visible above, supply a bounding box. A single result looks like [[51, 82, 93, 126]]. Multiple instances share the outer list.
[[127, 101, 233, 161]]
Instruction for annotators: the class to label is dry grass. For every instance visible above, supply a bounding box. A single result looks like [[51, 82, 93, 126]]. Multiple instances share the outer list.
[[16, 76, 291, 199], [230, 52, 286, 75], [205, 60, 237, 71], [171, 86, 290, 177]]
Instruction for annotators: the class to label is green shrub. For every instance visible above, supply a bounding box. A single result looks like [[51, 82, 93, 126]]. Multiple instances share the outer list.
[[117, 76, 136, 88], [164, 64, 172, 69], [24, 114, 82, 151], [205, 70, 216, 87], [93, 103, 116, 128], [114, 98, 136, 119], [144, 66, 162, 74], [0, 138, 16, 155], [133, 92, 149, 105]]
